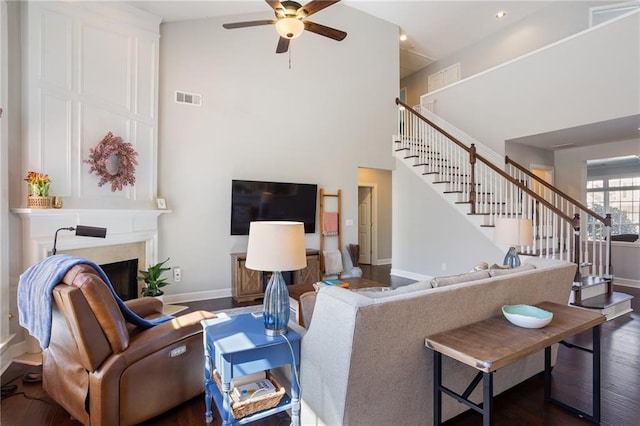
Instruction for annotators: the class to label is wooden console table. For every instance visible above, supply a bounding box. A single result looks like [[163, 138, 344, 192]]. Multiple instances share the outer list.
[[425, 302, 605, 425], [230, 249, 321, 302]]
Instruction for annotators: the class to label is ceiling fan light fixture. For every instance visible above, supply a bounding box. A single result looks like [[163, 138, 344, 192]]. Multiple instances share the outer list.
[[276, 17, 304, 39]]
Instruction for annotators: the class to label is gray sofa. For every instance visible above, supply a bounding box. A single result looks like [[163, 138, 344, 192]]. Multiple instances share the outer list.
[[285, 257, 576, 426]]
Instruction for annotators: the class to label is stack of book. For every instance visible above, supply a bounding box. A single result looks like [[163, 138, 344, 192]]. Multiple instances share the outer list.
[[313, 279, 349, 291], [232, 378, 277, 402]]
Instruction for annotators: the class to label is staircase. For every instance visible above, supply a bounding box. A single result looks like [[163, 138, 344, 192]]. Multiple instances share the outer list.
[[394, 98, 633, 320]]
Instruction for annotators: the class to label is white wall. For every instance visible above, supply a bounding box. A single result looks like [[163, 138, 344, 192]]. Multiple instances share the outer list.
[[420, 10, 640, 156], [401, 1, 615, 106], [0, 0, 10, 358], [505, 143, 555, 169], [5, 0, 24, 359], [554, 139, 640, 201], [392, 158, 503, 278], [158, 5, 398, 300]]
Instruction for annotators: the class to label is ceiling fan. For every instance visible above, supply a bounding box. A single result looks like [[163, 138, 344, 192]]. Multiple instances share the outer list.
[[222, 0, 347, 54]]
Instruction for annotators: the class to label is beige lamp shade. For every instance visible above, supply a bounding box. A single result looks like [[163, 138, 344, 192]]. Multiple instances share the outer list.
[[494, 218, 534, 246], [245, 221, 307, 272]]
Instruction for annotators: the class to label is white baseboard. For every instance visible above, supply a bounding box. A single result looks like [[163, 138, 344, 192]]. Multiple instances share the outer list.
[[2, 339, 29, 374], [390, 268, 431, 282], [163, 288, 232, 305], [373, 258, 392, 266], [614, 277, 640, 288]]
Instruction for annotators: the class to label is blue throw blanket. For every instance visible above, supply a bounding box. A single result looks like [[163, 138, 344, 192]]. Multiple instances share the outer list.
[[18, 255, 173, 349]]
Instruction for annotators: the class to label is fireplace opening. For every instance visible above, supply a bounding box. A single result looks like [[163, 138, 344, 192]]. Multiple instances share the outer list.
[[101, 259, 139, 300]]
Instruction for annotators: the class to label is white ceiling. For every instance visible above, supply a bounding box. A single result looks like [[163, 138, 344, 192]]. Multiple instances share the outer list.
[[126, 0, 554, 78], [507, 115, 640, 151], [126, 0, 640, 149]]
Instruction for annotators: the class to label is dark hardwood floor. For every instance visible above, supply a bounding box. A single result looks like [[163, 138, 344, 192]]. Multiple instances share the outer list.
[[2, 265, 639, 426]]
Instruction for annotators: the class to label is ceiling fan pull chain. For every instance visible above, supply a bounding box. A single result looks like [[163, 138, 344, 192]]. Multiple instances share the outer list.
[[288, 47, 292, 70]]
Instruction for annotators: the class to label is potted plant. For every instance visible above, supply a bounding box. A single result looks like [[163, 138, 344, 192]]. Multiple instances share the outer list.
[[138, 257, 171, 298]]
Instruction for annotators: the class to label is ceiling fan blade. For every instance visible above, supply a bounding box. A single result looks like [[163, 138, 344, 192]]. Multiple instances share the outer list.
[[276, 37, 290, 54], [265, 0, 286, 18], [297, 0, 341, 19], [222, 20, 277, 30], [304, 21, 347, 41]]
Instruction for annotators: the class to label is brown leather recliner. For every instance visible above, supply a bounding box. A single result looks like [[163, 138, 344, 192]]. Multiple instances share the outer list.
[[43, 264, 215, 425]]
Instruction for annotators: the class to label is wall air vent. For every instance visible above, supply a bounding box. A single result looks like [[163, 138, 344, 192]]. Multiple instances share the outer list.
[[175, 91, 202, 106]]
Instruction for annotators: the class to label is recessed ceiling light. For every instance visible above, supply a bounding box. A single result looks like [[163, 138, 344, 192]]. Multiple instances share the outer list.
[[496, 11, 507, 19], [400, 33, 407, 41]]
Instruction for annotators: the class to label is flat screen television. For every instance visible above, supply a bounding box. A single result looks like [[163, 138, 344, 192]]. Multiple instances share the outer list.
[[231, 180, 318, 235]]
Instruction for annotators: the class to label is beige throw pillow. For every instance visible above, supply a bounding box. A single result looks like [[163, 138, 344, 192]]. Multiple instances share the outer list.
[[430, 270, 491, 288], [488, 263, 536, 277], [467, 262, 489, 273]]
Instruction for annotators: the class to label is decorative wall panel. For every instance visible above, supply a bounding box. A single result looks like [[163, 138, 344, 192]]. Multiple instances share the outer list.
[[40, 9, 71, 89], [24, 1, 160, 208], [81, 24, 130, 109]]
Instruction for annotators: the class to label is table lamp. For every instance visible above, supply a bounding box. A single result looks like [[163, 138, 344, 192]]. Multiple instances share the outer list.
[[245, 221, 306, 336], [493, 218, 533, 268]]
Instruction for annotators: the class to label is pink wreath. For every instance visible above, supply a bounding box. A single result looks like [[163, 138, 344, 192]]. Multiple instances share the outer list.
[[85, 132, 138, 192]]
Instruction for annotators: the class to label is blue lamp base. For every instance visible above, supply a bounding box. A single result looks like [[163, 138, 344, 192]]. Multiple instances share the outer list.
[[263, 271, 290, 336], [503, 246, 521, 268]]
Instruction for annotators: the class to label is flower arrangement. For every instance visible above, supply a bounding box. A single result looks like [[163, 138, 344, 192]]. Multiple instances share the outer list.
[[85, 132, 138, 192], [24, 171, 51, 197]]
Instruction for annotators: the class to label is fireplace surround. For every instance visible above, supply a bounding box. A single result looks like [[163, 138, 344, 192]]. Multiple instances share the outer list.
[[12, 208, 169, 295]]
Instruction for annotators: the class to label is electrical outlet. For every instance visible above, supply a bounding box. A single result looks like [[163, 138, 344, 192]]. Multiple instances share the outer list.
[[441, 263, 447, 271], [173, 267, 182, 282]]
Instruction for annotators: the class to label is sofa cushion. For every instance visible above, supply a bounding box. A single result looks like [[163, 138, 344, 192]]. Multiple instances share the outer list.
[[430, 270, 491, 288], [489, 263, 536, 277], [354, 281, 432, 299]]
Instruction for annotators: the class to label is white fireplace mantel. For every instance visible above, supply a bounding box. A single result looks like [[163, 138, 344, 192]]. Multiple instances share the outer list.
[[12, 208, 170, 269]]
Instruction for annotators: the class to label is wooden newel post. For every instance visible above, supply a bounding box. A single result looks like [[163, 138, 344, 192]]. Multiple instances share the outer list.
[[605, 213, 613, 277], [469, 144, 477, 214], [571, 213, 581, 283]]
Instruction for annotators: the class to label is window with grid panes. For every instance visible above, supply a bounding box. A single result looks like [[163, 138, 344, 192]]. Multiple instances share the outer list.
[[586, 175, 639, 237]]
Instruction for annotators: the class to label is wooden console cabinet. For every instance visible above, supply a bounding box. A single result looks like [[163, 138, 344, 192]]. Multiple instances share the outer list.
[[231, 249, 321, 302]]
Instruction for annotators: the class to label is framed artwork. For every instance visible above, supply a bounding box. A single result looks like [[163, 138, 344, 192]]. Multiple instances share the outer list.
[[156, 198, 167, 209]]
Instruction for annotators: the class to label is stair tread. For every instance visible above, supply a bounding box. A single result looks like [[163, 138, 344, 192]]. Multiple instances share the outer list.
[[573, 291, 634, 309]]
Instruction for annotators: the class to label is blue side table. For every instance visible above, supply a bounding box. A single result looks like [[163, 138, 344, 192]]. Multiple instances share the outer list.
[[201, 313, 301, 426]]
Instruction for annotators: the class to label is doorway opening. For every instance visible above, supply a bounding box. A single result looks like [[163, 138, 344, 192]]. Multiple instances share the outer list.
[[358, 186, 373, 265]]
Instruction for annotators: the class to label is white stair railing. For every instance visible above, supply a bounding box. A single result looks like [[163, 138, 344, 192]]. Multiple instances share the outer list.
[[506, 159, 612, 277], [395, 98, 611, 280]]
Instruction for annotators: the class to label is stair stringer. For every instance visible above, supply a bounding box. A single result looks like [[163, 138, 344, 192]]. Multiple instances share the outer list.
[[394, 143, 497, 245]]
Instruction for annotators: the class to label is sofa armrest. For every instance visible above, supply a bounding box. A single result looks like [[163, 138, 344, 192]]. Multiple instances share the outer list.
[[124, 297, 164, 318]]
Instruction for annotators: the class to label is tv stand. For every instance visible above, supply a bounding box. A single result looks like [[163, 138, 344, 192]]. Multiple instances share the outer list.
[[230, 249, 321, 303]]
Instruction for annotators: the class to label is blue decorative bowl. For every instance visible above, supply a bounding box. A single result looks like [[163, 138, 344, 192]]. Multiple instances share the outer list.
[[502, 304, 553, 328]]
